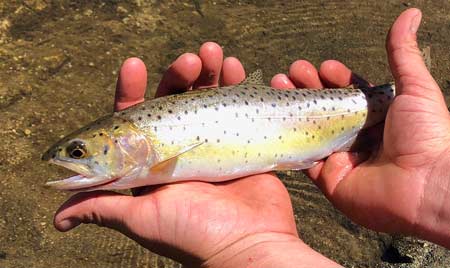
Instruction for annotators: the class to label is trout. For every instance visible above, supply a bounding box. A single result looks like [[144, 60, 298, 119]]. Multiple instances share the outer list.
[[42, 71, 395, 191]]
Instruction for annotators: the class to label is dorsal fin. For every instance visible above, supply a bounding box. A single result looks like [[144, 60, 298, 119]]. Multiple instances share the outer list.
[[241, 69, 264, 85]]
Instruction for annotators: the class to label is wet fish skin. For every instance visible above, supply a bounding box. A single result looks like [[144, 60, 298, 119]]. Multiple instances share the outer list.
[[43, 77, 395, 191]]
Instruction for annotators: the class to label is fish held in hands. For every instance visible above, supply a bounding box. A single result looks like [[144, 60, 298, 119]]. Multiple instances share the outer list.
[[42, 71, 395, 191]]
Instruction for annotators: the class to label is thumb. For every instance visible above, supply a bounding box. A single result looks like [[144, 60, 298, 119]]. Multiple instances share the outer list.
[[54, 191, 134, 233], [386, 8, 441, 98]]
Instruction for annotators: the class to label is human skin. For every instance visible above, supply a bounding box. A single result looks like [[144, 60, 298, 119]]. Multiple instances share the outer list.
[[53, 8, 450, 267]]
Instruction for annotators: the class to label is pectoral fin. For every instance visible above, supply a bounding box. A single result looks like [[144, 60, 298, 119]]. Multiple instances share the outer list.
[[150, 141, 204, 173]]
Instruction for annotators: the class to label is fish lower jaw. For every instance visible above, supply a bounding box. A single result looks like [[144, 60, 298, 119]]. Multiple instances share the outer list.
[[45, 174, 118, 191]]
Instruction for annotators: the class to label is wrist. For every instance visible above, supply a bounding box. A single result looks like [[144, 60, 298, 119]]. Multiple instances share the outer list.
[[202, 232, 342, 268], [413, 151, 450, 248]]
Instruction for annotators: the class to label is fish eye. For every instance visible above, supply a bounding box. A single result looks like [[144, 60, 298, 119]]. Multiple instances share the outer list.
[[67, 141, 87, 159]]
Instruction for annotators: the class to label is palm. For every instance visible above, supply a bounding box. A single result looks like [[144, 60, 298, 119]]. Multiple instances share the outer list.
[[126, 174, 296, 263], [330, 91, 450, 233]]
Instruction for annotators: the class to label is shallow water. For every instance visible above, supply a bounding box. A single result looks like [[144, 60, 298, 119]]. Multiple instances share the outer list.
[[1, 1, 450, 267]]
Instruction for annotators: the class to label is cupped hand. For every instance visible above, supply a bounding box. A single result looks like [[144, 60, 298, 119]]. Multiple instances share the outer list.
[[272, 8, 450, 248], [53, 42, 337, 267]]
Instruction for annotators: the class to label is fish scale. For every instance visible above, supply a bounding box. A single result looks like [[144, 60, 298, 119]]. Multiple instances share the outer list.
[[43, 72, 395, 191]]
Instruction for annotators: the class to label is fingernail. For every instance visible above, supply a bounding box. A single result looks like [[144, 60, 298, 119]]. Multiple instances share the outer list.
[[410, 11, 422, 34], [58, 219, 79, 231]]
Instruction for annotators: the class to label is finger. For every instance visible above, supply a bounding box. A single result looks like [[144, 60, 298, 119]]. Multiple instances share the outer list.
[[114, 57, 147, 111], [318, 60, 371, 88], [54, 191, 134, 232], [155, 53, 202, 98], [307, 152, 369, 198], [221, 57, 246, 86], [193, 42, 223, 89], [386, 8, 441, 99], [288, 60, 323, 89], [270, 74, 296, 89]]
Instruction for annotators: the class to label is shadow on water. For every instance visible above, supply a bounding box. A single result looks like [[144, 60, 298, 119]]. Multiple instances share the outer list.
[[0, 1, 450, 267]]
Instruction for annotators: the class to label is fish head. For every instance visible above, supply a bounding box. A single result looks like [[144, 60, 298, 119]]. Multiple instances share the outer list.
[[42, 115, 151, 191]]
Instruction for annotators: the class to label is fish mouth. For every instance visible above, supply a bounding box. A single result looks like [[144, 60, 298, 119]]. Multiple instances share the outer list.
[[45, 157, 116, 191], [45, 175, 118, 191]]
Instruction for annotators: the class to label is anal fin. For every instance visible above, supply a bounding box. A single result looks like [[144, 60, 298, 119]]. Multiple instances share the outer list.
[[274, 161, 319, 171]]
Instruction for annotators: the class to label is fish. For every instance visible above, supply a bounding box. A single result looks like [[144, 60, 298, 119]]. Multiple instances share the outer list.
[[42, 70, 395, 191]]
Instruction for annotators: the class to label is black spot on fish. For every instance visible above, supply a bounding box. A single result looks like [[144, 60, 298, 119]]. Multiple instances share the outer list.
[[114, 126, 119, 130], [196, 136, 200, 141], [147, 113, 151, 117], [158, 106, 163, 110], [341, 127, 345, 131], [157, 115, 162, 120], [92, 134, 96, 138], [177, 116, 181, 120], [245, 101, 249, 105], [305, 131, 309, 136], [278, 136, 282, 139], [272, 103, 276, 107], [99, 133, 103, 136], [114, 140, 118, 144], [168, 110, 173, 114], [205, 138, 208, 143], [94, 161, 99, 165], [313, 100, 317, 105], [203, 104, 207, 108], [103, 145, 109, 155]]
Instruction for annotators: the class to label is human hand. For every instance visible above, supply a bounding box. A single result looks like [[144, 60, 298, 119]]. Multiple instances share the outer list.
[[53, 42, 339, 267], [272, 8, 450, 248]]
